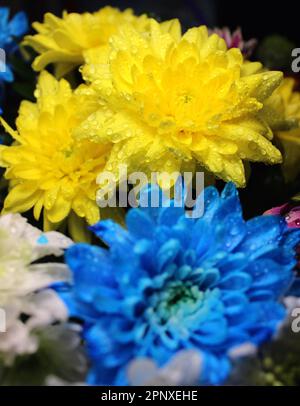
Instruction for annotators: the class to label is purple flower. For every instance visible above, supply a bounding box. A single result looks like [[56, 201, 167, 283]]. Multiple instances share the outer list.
[[211, 27, 257, 58]]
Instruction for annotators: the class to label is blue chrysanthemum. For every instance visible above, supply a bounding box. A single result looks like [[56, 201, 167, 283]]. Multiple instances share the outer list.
[[60, 183, 300, 385], [0, 7, 28, 106]]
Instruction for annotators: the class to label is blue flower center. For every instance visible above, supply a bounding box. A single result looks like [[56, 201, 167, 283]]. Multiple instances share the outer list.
[[149, 281, 205, 324]]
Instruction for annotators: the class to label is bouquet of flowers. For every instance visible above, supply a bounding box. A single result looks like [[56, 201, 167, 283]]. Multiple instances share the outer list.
[[0, 5, 300, 386]]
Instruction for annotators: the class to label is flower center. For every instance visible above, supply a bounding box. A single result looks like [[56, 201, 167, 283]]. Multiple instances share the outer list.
[[150, 281, 204, 324], [62, 147, 74, 158], [179, 93, 193, 104]]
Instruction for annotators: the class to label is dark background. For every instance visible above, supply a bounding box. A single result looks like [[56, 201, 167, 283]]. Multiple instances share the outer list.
[[1, 0, 300, 44]]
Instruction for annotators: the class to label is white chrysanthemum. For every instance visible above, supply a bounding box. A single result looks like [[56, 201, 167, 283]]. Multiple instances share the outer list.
[[0, 292, 88, 384], [0, 213, 71, 306], [0, 213, 72, 364], [0, 290, 68, 363]]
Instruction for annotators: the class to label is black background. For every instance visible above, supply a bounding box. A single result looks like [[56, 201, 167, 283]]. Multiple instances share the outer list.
[[1, 0, 300, 44], [0, 385, 298, 401]]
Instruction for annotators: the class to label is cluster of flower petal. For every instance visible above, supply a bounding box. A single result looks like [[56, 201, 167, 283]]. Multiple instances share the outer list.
[[265, 78, 300, 182], [0, 71, 112, 240], [23, 6, 150, 77], [60, 182, 300, 385], [75, 20, 284, 187], [0, 213, 72, 366], [0, 7, 28, 85]]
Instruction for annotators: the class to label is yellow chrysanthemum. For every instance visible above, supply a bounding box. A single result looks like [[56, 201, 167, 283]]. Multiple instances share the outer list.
[[76, 20, 283, 187], [266, 78, 300, 182], [0, 71, 111, 240], [23, 6, 150, 77]]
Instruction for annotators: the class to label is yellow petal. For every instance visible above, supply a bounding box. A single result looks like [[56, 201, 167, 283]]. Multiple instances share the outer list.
[[33, 195, 44, 220], [277, 130, 300, 182], [194, 149, 246, 187], [238, 71, 283, 103], [68, 211, 92, 243], [219, 121, 282, 163], [0, 117, 21, 142], [45, 193, 72, 223], [3, 183, 40, 213]]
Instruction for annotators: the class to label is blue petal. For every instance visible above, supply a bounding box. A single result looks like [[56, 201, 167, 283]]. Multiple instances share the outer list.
[[192, 317, 228, 346], [90, 219, 131, 247], [157, 239, 181, 271], [280, 229, 300, 251], [237, 215, 286, 258], [245, 258, 293, 298], [85, 323, 133, 369], [138, 183, 171, 220], [201, 186, 220, 221], [246, 302, 286, 344], [222, 292, 249, 317], [191, 218, 214, 257], [87, 365, 119, 386], [218, 253, 247, 275], [214, 185, 242, 223], [221, 182, 238, 199], [215, 213, 246, 252], [200, 352, 232, 385], [0, 8, 9, 27], [126, 208, 155, 239], [218, 272, 252, 292], [0, 64, 14, 82], [158, 205, 185, 227], [8, 12, 28, 37], [65, 244, 116, 302], [287, 277, 300, 297]]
